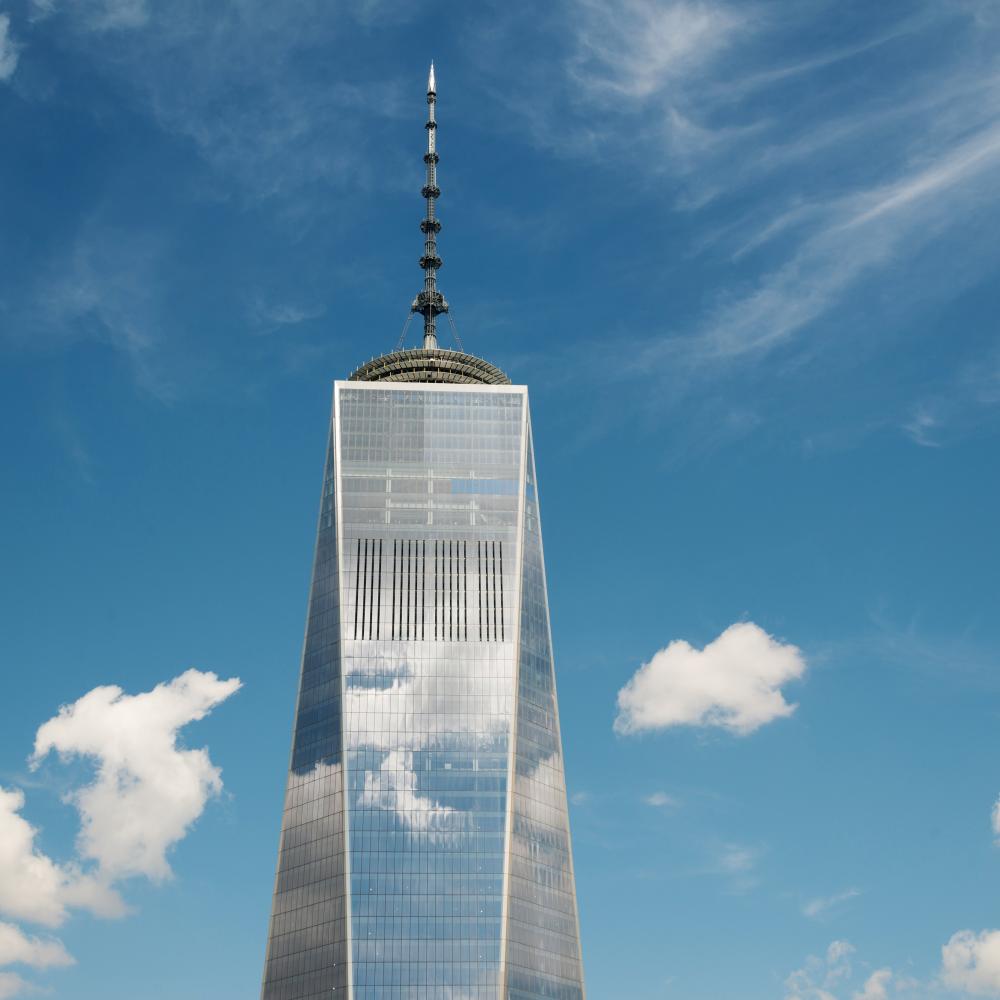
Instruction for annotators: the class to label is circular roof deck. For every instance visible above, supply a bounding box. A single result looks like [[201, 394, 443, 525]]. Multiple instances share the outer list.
[[349, 348, 510, 385]]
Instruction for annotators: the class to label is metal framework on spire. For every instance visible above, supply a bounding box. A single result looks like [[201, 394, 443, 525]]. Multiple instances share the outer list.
[[348, 63, 511, 386], [411, 61, 448, 350]]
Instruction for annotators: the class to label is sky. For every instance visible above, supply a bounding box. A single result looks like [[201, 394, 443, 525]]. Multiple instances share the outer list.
[[1, 0, 1000, 997]]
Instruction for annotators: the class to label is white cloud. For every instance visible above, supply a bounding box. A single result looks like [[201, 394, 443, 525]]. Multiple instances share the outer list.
[[899, 347, 1000, 449], [569, 791, 590, 806], [0, 14, 20, 82], [785, 941, 855, 1000], [643, 791, 677, 808], [358, 749, 453, 831], [902, 406, 943, 448], [249, 297, 326, 333], [0, 923, 73, 971], [992, 795, 1000, 842], [718, 843, 756, 874], [91, 0, 149, 30], [941, 929, 1000, 995], [25, 221, 178, 401], [570, 0, 745, 102], [0, 973, 31, 1000], [673, 116, 1000, 365], [29, 0, 149, 31], [31, 669, 242, 882], [0, 786, 70, 928], [785, 944, 921, 1000], [0, 670, 239, 998], [35, 2, 409, 203], [852, 968, 891, 1000], [826, 940, 855, 971], [511, 5, 1000, 441], [704, 842, 761, 893], [341, 648, 513, 832], [803, 888, 862, 919], [0, 786, 124, 928], [615, 622, 806, 736]]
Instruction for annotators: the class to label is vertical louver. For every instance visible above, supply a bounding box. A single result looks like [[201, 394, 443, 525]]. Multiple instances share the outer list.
[[350, 537, 504, 641]]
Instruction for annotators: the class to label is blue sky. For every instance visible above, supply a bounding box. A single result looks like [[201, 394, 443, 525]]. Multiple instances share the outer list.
[[2, 1, 1000, 997]]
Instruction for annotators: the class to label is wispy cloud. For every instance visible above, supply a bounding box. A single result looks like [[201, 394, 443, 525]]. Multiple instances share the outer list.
[[0, 14, 20, 81], [717, 843, 756, 874], [568, 0, 746, 103], [643, 791, 678, 808], [487, 2, 1000, 449], [803, 887, 862, 919], [50, 410, 96, 484], [248, 297, 326, 334], [483, 0, 753, 166], [35, 2, 410, 205], [648, 114, 1000, 367], [21, 218, 176, 401], [707, 841, 762, 894], [901, 346, 1000, 446], [849, 610, 1000, 701], [901, 406, 943, 448]]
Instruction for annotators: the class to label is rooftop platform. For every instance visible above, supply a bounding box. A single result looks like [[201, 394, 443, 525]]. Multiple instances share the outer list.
[[349, 348, 510, 385]]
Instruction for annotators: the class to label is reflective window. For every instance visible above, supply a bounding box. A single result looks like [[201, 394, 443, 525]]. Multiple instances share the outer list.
[[262, 384, 585, 1000]]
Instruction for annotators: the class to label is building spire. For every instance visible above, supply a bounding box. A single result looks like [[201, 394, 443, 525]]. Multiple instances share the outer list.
[[411, 61, 448, 350]]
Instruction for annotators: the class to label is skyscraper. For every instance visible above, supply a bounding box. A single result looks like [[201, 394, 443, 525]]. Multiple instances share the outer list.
[[260, 66, 585, 1000]]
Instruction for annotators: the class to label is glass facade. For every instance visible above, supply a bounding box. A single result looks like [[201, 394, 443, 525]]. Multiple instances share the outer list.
[[262, 382, 585, 1000]]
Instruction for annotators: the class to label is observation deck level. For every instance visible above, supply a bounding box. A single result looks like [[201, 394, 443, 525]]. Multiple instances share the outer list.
[[349, 347, 511, 385]]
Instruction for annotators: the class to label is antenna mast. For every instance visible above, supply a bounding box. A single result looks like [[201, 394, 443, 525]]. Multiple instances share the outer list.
[[411, 62, 448, 350]]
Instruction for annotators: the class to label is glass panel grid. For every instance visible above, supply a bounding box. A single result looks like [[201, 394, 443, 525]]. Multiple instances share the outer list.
[[340, 387, 522, 1000], [262, 385, 585, 1000]]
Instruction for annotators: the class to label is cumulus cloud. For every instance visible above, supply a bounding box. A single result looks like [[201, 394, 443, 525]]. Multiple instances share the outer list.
[[615, 622, 806, 736], [0, 14, 20, 82], [785, 943, 920, 1000], [826, 941, 855, 970], [785, 940, 855, 999], [0, 973, 30, 1000], [0, 669, 239, 999], [0, 786, 124, 928], [0, 923, 73, 971], [31, 669, 242, 881], [852, 968, 891, 1000], [0, 786, 72, 928], [941, 929, 1000, 995]]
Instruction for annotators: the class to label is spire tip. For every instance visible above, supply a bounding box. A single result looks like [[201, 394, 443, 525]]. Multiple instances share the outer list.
[[414, 61, 445, 349]]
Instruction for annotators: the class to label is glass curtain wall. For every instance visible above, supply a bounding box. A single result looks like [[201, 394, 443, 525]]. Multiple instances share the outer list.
[[504, 422, 585, 1000], [261, 430, 350, 1000], [340, 385, 522, 1000], [262, 382, 584, 1000]]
